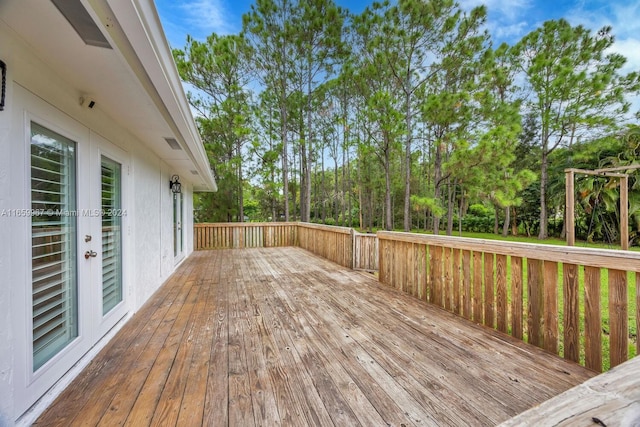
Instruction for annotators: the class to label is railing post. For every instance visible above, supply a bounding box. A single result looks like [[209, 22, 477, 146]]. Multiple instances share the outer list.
[[351, 228, 355, 270]]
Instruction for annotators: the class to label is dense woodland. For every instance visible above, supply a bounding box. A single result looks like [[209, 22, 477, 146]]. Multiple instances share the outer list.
[[172, 0, 640, 243]]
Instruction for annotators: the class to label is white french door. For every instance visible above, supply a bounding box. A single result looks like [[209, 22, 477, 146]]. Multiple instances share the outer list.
[[16, 86, 130, 415], [30, 122, 80, 371], [91, 134, 129, 338]]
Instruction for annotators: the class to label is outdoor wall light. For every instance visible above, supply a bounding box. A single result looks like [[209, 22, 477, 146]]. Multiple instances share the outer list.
[[169, 175, 182, 193], [0, 60, 6, 111]]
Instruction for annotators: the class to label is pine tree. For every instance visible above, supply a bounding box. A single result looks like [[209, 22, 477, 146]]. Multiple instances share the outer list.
[[512, 19, 640, 239]]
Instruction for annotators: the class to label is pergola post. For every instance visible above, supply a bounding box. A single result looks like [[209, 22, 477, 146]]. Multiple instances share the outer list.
[[565, 166, 637, 250], [621, 175, 629, 250], [566, 170, 575, 247]]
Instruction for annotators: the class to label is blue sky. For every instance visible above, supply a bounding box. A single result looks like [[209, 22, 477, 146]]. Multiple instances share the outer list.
[[156, 0, 640, 76]]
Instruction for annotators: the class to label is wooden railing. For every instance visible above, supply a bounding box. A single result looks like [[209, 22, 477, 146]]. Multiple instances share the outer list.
[[194, 222, 297, 249], [297, 222, 354, 268], [195, 223, 640, 370], [195, 222, 363, 269], [353, 232, 379, 271], [378, 231, 640, 372]]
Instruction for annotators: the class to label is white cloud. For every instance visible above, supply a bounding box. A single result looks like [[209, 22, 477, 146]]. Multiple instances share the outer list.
[[492, 21, 530, 40], [609, 38, 640, 75], [610, 3, 640, 39], [458, 0, 534, 43], [564, 2, 640, 75], [565, 2, 640, 39], [179, 0, 235, 37], [459, 0, 531, 22]]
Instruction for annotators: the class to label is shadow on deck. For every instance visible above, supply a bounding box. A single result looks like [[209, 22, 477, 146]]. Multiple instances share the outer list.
[[35, 247, 595, 426]]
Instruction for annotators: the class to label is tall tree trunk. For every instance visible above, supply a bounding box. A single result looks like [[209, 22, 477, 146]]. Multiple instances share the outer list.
[[281, 106, 289, 222], [403, 91, 412, 231], [291, 143, 297, 221], [538, 149, 549, 239], [367, 191, 375, 231], [358, 184, 363, 230], [302, 71, 313, 222], [313, 165, 318, 220], [384, 146, 392, 231], [433, 140, 443, 235], [334, 158, 339, 224], [511, 207, 518, 236], [357, 148, 363, 230], [341, 139, 347, 226], [269, 111, 277, 223], [446, 179, 456, 236], [237, 139, 244, 222], [300, 137, 307, 221], [370, 189, 375, 231], [321, 141, 326, 223], [502, 206, 510, 237], [458, 195, 463, 236], [347, 154, 352, 227]]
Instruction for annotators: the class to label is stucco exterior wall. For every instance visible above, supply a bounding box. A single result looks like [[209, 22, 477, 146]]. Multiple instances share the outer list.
[[0, 19, 197, 426], [0, 26, 16, 427]]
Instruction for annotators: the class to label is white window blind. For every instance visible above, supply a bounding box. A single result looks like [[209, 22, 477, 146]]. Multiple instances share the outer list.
[[31, 122, 77, 371], [101, 157, 122, 314]]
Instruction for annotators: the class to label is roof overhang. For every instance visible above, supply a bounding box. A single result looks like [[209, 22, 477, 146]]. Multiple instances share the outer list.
[[0, 0, 216, 192]]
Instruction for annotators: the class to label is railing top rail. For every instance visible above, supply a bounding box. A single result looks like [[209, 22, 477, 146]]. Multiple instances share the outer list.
[[194, 222, 298, 228], [353, 231, 378, 237], [377, 230, 640, 272], [297, 222, 353, 235]]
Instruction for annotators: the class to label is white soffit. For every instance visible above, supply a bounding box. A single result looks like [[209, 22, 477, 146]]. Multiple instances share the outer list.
[[0, 0, 216, 192]]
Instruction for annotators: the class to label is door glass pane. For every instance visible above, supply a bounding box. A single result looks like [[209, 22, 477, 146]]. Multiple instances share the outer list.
[[101, 157, 123, 315], [31, 122, 77, 371]]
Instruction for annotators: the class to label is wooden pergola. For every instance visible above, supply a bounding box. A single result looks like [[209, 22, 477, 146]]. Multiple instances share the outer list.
[[565, 165, 640, 250]]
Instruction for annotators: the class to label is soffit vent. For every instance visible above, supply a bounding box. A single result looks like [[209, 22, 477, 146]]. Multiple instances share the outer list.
[[164, 137, 182, 150], [51, 0, 112, 49]]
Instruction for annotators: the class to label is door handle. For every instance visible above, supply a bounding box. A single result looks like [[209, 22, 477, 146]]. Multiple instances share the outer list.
[[84, 250, 98, 259]]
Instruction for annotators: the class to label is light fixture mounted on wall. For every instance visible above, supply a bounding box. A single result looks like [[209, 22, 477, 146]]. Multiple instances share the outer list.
[[169, 175, 182, 194]]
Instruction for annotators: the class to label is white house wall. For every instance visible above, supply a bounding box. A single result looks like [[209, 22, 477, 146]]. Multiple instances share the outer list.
[[0, 20, 197, 425], [0, 30, 16, 427]]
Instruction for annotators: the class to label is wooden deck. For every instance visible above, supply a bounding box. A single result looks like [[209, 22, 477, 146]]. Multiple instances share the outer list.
[[499, 355, 640, 426], [35, 247, 595, 426]]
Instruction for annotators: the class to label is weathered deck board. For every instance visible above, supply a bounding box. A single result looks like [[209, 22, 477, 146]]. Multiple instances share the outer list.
[[499, 355, 640, 427], [35, 247, 595, 427]]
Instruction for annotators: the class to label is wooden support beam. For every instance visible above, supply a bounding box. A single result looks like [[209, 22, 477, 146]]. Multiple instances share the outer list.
[[594, 164, 640, 173], [564, 168, 626, 178], [566, 170, 575, 247], [621, 175, 629, 250]]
